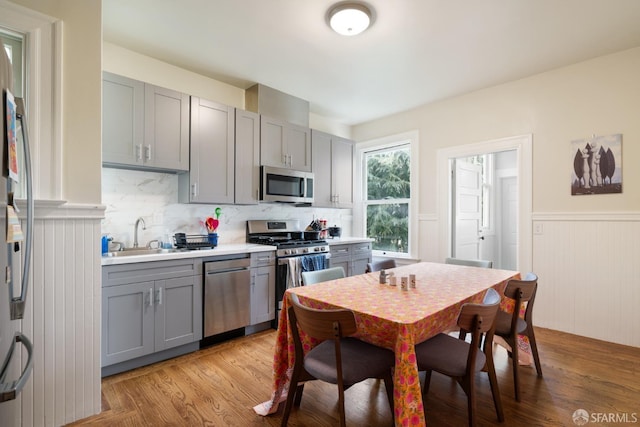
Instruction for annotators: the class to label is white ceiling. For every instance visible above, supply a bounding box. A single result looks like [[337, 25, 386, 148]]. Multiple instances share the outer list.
[[103, 0, 640, 126]]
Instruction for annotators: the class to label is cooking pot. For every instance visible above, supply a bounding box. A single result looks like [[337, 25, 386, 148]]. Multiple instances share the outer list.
[[290, 231, 303, 240], [303, 231, 321, 240], [328, 226, 342, 238]]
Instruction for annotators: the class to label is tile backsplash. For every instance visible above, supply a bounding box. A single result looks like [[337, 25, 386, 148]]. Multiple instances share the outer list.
[[102, 168, 352, 248]]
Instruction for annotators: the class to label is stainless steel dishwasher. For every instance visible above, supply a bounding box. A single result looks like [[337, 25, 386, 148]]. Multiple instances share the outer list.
[[203, 257, 251, 337]]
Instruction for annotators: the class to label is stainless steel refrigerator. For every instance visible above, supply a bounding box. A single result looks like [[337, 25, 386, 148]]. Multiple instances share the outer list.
[[0, 39, 34, 423]]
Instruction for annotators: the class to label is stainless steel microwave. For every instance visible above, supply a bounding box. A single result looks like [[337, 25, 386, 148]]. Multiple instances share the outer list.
[[260, 166, 314, 204]]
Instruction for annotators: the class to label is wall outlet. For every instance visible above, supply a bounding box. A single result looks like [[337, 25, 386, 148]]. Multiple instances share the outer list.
[[534, 223, 543, 235]]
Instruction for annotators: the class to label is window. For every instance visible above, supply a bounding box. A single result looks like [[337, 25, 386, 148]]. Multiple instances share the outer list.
[[357, 131, 417, 258]]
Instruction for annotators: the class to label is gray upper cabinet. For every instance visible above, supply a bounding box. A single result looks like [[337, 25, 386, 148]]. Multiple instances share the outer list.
[[102, 72, 144, 167], [179, 97, 235, 204], [235, 109, 260, 204], [144, 84, 190, 171], [102, 72, 189, 172], [311, 130, 354, 208], [261, 115, 311, 172]]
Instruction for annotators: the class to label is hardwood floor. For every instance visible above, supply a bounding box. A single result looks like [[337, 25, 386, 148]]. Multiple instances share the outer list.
[[68, 327, 640, 426]]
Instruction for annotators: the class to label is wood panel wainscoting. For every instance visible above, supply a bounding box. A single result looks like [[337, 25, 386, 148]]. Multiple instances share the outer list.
[[67, 327, 640, 427]]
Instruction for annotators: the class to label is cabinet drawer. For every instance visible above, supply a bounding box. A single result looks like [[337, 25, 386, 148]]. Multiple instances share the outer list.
[[251, 251, 275, 267], [330, 245, 351, 258], [102, 259, 199, 287], [352, 242, 372, 258]]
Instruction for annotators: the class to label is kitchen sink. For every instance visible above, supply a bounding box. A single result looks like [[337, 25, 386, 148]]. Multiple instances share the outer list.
[[103, 248, 185, 257]]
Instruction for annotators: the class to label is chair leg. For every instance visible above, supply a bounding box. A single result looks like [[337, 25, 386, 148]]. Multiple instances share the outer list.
[[527, 328, 543, 378], [381, 370, 394, 414], [293, 384, 305, 406], [337, 382, 347, 427], [485, 361, 504, 421], [423, 370, 433, 396], [510, 337, 521, 402], [461, 375, 477, 427], [281, 380, 299, 426]]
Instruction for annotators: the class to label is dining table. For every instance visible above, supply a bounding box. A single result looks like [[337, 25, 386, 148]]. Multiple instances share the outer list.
[[254, 261, 521, 427]]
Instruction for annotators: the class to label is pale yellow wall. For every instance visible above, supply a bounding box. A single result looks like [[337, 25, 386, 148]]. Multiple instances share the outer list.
[[103, 42, 245, 109], [12, 0, 103, 204], [353, 47, 640, 214]]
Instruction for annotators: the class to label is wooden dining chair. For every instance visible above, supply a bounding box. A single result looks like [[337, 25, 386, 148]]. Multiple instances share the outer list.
[[445, 257, 493, 268], [301, 266, 345, 285], [365, 258, 397, 273], [415, 300, 503, 427], [281, 294, 395, 427], [494, 272, 543, 401]]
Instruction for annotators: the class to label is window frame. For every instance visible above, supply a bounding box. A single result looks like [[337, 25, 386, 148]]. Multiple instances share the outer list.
[[1, 3, 63, 200], [354, 130, 419, 259]]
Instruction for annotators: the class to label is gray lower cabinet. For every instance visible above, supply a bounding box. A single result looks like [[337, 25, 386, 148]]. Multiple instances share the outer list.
[[250, 252, 275, 325], [102, 259, 202, 374], [329, 242, 372, 276]]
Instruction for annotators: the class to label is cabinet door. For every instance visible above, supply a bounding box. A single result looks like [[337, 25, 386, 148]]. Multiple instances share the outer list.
[[235, 109, 260, 204], [102, 72, 144, 167], [311, 130, 333, 207], [155, 276, 202, 351], [250, 266, 275, 324], [102, 281, 155, 367], [260, 116, 287, 168], [287, 123, 311, 172], [144, 85, 189, 171], [332, 137, 354, 207], [184, 97, 235, 203], [350, 242, 372, 276]]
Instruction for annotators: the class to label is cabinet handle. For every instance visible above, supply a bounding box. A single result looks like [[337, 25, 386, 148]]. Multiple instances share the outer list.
[[288, 154, 293, 166], [144, 144, 152, 161], [191, 183, 198, 197], [148, 288, 154, 307], [336, 248, 348, 254], [156, 287, 162, 305], [135, 144, 142, 161], [282, 154, 287, 165]]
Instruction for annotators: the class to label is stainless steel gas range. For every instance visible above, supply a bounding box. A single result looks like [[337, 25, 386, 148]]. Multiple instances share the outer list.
[[247, 220, 330, 323]]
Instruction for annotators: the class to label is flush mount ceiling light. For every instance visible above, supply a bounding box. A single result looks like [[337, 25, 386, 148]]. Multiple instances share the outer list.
[[328, 2, 374, 36]]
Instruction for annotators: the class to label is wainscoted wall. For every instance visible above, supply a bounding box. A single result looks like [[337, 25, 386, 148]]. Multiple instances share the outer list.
[[532, 212, 640, 348], [12, 201, 104, 426], [102, 168, 353, 247]]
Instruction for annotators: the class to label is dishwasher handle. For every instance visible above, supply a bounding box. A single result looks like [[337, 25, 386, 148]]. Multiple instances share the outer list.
[[205, 257, 250, 274]]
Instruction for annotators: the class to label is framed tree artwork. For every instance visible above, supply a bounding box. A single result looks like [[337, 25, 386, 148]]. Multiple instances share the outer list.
[[571, 134, 622, 195]]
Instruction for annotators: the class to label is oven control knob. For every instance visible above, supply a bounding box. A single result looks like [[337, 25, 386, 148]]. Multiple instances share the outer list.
[[302, 248, 309, 253], [284, 249, 291, 255]]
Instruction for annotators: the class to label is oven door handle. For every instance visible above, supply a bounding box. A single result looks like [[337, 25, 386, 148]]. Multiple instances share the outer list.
[[277, 253, 330, 265]]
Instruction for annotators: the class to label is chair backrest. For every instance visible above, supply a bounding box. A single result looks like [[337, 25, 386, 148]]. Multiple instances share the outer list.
[[502, 272, 538, 329], [288, 293, 357, 340], [301, 266, 345, 285], [457, 301, 500, 374], [483, 287, 502, 305], [366, 259, 397, 273], [445, 257, 493, 268]]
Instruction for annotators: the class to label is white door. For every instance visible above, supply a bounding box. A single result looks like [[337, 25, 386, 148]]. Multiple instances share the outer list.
[[453, 159, 483, 260], [500, 176, 518, 270]]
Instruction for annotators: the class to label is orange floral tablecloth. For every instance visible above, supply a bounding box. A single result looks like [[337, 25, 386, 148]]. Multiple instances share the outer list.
[[254, 262, 520, 427]]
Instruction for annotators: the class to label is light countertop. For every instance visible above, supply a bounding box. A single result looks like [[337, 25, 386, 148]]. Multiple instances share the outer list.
[[326, 237, 374, 245], [101, 243, 277, 266]]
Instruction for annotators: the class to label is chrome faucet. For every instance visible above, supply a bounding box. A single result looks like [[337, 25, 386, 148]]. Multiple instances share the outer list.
[[133, 217, 146, 248]]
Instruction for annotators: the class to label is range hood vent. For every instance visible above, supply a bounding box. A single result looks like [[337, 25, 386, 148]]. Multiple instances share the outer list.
[[245, 84, 309, 127]]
